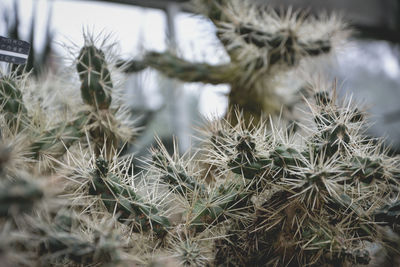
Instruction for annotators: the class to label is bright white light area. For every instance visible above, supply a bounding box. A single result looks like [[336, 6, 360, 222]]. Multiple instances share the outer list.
[[52, 1, 167, 56], [382, 52, 400, 79], [337, 40, 400, 79], [1, 0, 166, 56], [198, 84, 229, 119], [176, 12, 229, 65]]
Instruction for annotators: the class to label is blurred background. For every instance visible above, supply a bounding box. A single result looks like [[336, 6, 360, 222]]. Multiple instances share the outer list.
[[1, 0, 400, 155]]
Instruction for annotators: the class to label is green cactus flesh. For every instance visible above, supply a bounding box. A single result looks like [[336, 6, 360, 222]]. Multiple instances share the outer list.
[[77, 45, 112, 109]]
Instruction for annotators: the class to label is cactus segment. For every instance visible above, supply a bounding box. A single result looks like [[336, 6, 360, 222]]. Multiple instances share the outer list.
[[77, 45, 112, 109]]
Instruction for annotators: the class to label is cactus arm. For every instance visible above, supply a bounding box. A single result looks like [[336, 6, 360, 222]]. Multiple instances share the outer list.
[[195, 0, 228, 23], [123, 52, 236, 85], [40, 233, 101, 264], [76, 44, 129, 157], [161, 168, 206, 197], [193, 0, 237, 55], [0, 75, 87, 160], [77, 45, 112, 109], [151, 151, 252, 230], [0, 77, 26, 114], [229, 156, 271, 180], [374, 200, 400, 228], [236, 23, 331, 53], [117, 59, 147, 73], [0, 74, 88, 160]]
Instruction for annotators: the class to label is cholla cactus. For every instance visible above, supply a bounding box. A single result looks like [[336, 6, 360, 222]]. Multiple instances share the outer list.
[[0, 6, 399, 267], [124, 0, 346, 125]]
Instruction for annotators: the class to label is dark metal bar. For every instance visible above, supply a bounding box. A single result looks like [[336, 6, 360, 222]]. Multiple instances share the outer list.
[[81, 0, 189, 11]]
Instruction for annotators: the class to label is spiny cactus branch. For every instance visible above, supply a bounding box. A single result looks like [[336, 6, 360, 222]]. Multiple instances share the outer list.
[[123, 51, 235, 85]]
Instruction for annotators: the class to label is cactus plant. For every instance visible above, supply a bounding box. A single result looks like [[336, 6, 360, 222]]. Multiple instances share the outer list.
[[122, 0, 346, 125]]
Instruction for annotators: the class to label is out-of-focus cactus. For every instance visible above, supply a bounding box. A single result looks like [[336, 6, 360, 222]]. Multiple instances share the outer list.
[[2, 65, 400, 267], [0, 77, 26, 116], [0, 33, 139, 264], [0, 145, 11, 174], [122, 82, 397, 266], [37, 220, 122, 265], [123, 0, 346, 125], [75, 38, 134, 158], [0, 140, 43, 220], [0, 74, 27, 130]]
